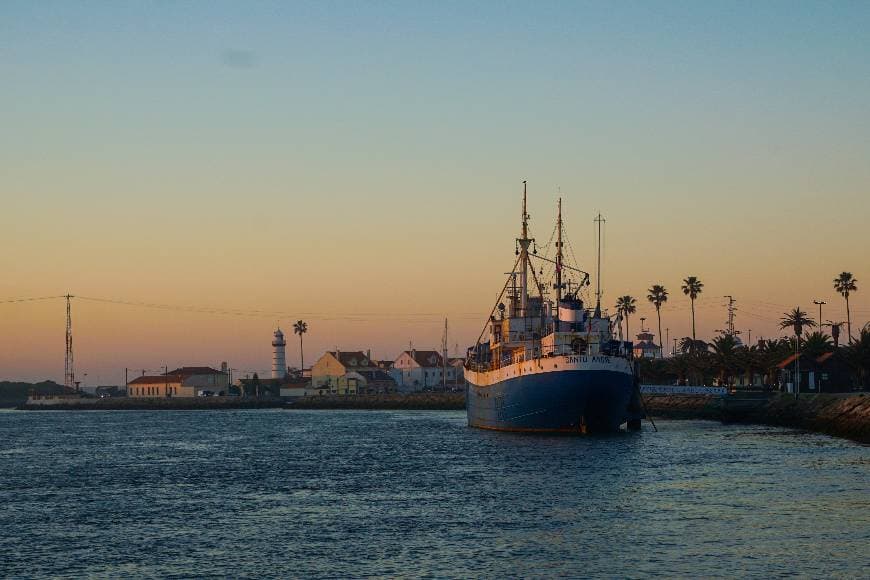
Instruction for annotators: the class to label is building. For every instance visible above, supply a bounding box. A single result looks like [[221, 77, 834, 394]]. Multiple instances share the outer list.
[[310, 350, 396, 395], [390, 349, 463, 392], [272, 328, 287, 379], [633, 330, 661, 359], [778, 351, 856, 393], [127, 366, 229, 398]]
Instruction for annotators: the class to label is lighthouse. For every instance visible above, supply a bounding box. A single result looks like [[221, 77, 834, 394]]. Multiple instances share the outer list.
[[272, 328, 287, 379]]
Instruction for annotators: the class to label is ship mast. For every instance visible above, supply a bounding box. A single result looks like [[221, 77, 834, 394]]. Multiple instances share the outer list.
[[594, 212, 605, 317], [555, 197, 563, 332], [518, 181, 531, 317]]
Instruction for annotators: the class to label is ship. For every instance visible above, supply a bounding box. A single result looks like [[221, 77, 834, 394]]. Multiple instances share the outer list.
[[464, 182, 643, 433]]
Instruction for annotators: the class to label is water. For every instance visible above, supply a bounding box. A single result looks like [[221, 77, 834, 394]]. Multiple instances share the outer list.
[[1, 410, 867, 578]]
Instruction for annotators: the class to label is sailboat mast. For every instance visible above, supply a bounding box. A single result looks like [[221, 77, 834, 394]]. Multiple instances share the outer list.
[[555, 198, 563, 332]]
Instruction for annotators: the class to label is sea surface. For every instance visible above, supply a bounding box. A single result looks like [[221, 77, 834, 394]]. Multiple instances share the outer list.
[[0, 409, 868, 578]]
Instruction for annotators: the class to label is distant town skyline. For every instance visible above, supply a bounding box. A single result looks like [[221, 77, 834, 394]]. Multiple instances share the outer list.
[[2, 1, 869, 382]]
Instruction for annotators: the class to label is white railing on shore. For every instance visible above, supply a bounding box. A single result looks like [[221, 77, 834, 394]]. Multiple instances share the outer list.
[[640, 385, 728, 396]]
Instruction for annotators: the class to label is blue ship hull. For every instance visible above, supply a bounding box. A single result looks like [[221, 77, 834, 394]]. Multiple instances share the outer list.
[[466, 369, 638, 433]]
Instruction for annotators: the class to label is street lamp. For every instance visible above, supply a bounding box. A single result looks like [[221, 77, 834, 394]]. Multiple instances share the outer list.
[[813, 300, 826, 332]]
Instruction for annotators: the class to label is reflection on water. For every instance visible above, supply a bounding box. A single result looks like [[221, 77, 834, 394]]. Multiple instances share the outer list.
[[0, 410, 867, 577]]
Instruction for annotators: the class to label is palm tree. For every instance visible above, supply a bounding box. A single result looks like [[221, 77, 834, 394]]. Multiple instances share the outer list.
[[679, 336, 707, 355], [802, 331, 834, 359], [737, 344, 764, 389], [647, 284, 668, 357], [843, 328, 870, 388], [615, 295, 637, 339], [780, 307, 816, 341], [780, 307, 816, 395], [833, 272, 858, 344], [757, 338, 791, 387], [681, 276, 704, 342], [710, 333, 740, 386], [293, 320, 308, 370]]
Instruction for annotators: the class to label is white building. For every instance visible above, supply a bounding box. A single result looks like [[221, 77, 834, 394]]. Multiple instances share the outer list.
[[390, 350, 463, 392]]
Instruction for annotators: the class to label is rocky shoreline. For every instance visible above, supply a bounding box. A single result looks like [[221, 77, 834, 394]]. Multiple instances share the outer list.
[[644, 392, 870, 444]]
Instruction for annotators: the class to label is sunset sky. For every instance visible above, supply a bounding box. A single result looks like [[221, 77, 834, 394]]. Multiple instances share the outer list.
[[2, 1, 869, 384]]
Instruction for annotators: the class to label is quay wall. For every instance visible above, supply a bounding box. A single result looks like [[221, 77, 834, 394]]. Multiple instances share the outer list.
[[289, 392, 465, 410], [720, 393, 870, 444], [20, 396, 284, 411], [645, 392, 870, 444]]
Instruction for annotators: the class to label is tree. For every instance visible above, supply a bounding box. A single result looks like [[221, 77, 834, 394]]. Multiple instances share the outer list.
[[679, 336, 707, 355], [293, 320, 308, 370], [802, 331, 834, 359], [647, 284, 668, 357], [757, 338, 792, 387], [833, 272, 858, 344], [615, 295, 637, 339], [737, 344, 765, 389], [710, 333, 740, 386], [843, 328, 870, 388], [681, 276, 704, 342], [780, 307, 816, 342], [780, 307, 816, 395]]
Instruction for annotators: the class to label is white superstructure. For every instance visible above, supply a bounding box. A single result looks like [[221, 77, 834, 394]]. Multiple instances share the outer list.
[[272, 328, 287, 379]]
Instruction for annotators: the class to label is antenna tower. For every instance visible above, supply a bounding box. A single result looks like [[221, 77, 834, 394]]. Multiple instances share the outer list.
[[64, 294, 75, 390], [723, 296, 738, 336]]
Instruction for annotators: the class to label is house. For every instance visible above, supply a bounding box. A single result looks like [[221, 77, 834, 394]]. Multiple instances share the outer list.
[[127, 366, 229, 398], [279, 378, 312, 399], [310, 350, 395, 395], [774, 352, 853, 393], [814, 351, 855, 393], [448, 357, 466, 389], [633, 330, 661, 359], [391, 349, 463, 392]]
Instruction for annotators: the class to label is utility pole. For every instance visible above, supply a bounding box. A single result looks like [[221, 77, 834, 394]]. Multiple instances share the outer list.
[[665, 327, 670, 358], [64, 294, 75, 391], [747, 329, 752, 346], [673, 337, 678, 356], [813, 300, 826, 331]]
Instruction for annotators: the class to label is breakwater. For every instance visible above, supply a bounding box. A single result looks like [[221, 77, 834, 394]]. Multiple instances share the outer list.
[[289, 392, 465, 410], [645, 392, 870, 444], [19, 396, 285, 411], [721, 393, 870, 444]]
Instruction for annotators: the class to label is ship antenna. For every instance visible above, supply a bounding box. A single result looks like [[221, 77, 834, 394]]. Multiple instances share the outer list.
[[594, 212, 605, 317], [555, 197, 563, 332]]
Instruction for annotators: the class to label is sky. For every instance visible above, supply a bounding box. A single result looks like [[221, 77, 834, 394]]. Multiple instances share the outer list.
[[2, 1, 869, 384]]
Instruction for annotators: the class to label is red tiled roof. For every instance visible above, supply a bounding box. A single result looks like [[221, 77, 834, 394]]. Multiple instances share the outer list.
[[815, 352, 834, 364], [776, 354, 799, 369]]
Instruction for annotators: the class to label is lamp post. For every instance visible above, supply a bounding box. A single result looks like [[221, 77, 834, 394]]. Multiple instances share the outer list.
[[813, 301, 826, 335]]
